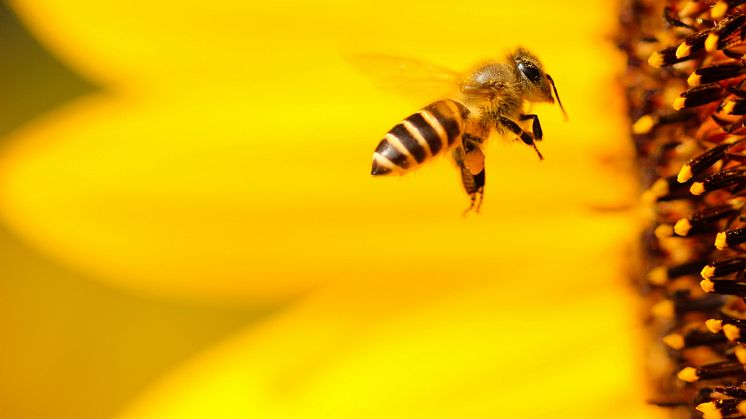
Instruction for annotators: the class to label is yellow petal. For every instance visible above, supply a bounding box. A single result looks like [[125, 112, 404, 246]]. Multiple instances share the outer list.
[[118, 250, 665, 419], [1, 0, 631, 302]]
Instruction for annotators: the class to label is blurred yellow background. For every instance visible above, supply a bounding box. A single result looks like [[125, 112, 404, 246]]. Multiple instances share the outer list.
[[0, 1, 664, 418]]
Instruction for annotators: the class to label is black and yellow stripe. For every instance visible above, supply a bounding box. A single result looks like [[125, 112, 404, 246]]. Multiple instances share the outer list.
[[371, 99, 469, 176]]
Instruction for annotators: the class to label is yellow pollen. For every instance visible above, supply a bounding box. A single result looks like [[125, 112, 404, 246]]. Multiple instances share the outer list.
[[696, 402, 716, 414], [706, 318, 723, 333], [654, 224, 674, 239], [735, 345, 746, 364], [677, 164, 693, 183], [712, 1, 729, 19], [674, 218, 692, 236], [699, 402, 723, 419], [677, 366, 700, 382], [701, 278, 716, 293], [676, 42, 691, 58], [632, 114, 655, 134], [706, 33, 720, 51], [673, 96, 687, 111], [724, 324, 742, 341], [648, 51, 666, 68], [650, 178, 669, 197], [687, 72, 702, 87], [662, 333, 685, 350], [690, 182, 705, 195], [646, 266, 668, 285], [723, 100, 737, 115], [652, 300, 675, 320], [701, 265, 716, 279], [681, 0, 700, 17], [715, 232, 728, 250]]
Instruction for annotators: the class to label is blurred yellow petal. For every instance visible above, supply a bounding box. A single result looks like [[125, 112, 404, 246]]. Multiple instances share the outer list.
[[9, 0, 617, 92], [0, 1, 666, 418], [117, 235, 665, 419], [1, 0, 631, 303], [0, 92, 630, 302]]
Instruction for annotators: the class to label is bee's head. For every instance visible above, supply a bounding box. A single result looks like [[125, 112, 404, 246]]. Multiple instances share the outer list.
[[511, 48, 551, 101], [511, 48, 566, 118]]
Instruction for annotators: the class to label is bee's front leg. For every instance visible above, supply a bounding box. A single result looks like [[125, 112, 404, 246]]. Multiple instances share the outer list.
[[499, 116, 543, 160], [519, 114, 543, 141]]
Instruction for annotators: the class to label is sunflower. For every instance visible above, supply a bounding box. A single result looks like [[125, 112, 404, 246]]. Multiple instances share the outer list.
[[1, 1, 664, 418]]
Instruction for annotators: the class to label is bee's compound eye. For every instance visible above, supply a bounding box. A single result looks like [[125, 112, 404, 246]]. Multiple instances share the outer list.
[[517, 61, 542, 84]]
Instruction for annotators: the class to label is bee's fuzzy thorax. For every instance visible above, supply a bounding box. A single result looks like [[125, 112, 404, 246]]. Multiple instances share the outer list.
[[621, 0, 746, 416]]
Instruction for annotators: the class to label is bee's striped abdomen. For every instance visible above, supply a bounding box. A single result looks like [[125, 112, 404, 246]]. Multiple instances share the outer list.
[[371, 99, 469, 175]]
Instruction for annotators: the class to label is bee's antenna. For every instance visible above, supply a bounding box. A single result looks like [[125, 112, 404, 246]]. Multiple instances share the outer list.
[[546, 74, 567, 121]]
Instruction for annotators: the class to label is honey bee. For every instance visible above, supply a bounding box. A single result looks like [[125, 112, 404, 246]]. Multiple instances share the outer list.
[[369, 48, 566, 212]]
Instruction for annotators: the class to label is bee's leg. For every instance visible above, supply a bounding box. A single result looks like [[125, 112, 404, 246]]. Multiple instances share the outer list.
[[499, 116, 543, 160], [452, 146, 485, 214], [462, 133, 482, 152], [461, 133, 485, 175], [519, 114, 543, 141], [463, 168, 485, 214]]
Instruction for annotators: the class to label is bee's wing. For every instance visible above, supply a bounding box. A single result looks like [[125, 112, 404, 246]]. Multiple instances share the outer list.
[[347, 53, 462, 104]]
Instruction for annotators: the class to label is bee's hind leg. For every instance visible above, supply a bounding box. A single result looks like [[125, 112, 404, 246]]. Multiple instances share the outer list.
[[499, 116, 543, 160], [452, 145, 485, 214], [461, 168, 485, 215], [461, 133, 486, 175]]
